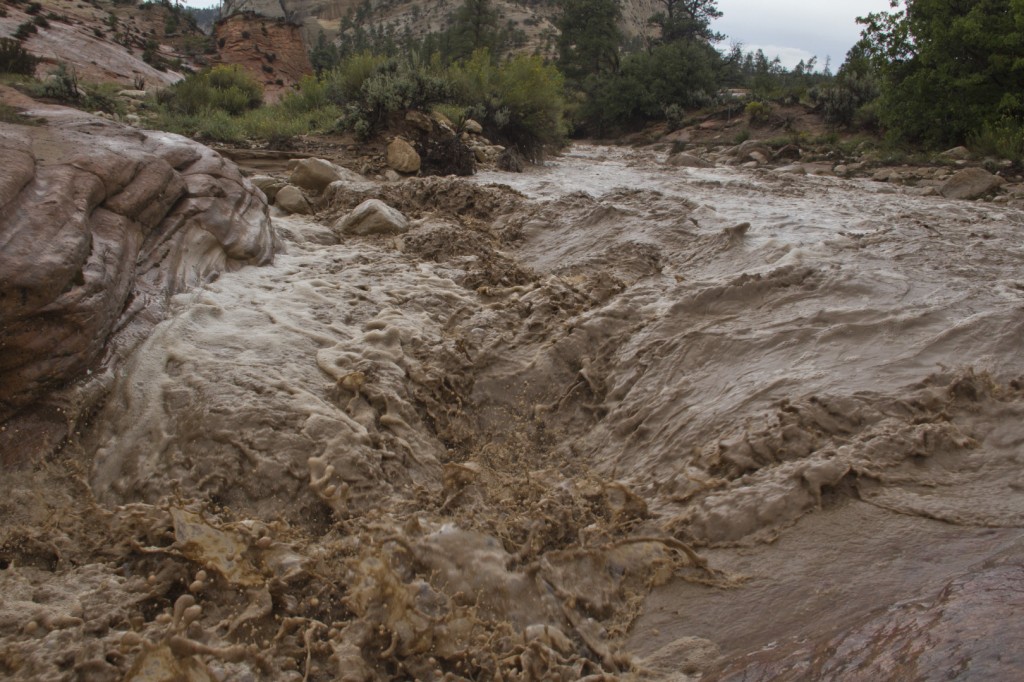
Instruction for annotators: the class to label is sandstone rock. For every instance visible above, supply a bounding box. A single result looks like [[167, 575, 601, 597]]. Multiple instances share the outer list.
[[0, 110, 275, 462], [387, 138, 421, 174], [289, 158, 362, 193], [117, 89, 148, 100], [335, 199, 409, 236], [749, 151, 769, 165], [464, 118, 484, 135], [250, 175, 287, 202], [213, 13, 313, 102], [275, 184, 311, 214], [939, 146, 971, 161], [775, 164, 807, 175], [405, 110, 434, 133], [940, 167, 1005, 200], [666, 152, 712, 168], [384, 169, 401, 182]]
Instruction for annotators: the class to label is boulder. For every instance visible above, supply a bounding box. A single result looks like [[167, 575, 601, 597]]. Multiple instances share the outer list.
[[464, 118, 484, 135], [940, 167, 1005, 200], [666, 152, 713, 168], [250, 175, 287, 202], [0, 110, 275, 464], [387, 138, 422, 174], [335, 199, 409, 236], [734, 139, 771, 161], [275, 184, 312, 214], [289, 158, 363, 193], [774, 144, 802, 161]]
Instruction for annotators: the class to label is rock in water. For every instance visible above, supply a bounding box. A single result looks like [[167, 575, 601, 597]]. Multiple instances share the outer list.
[[274, 184, 312, 214], [666, 152, 713, 168], [0, 109, 276, 464], [940, 167, 1005, 200], [335, 199, 409, 235], [386, 138, 422, 174], [289, 157, 363, 193]]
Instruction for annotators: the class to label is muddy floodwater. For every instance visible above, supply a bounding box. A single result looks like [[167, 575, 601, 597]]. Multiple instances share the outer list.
[[2, 145, 1023, 680]]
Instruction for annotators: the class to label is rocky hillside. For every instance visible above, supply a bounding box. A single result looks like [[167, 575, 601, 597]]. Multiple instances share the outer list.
[[0, 0, 211, 87], [0, 1, 311, 97], [224, 0, 660, 51]]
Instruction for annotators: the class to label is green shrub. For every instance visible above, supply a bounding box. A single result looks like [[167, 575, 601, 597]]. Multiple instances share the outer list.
[[0, 37, 38, 75], [449, 49, 566, 155], [82, 82, 125, 116], [968, 118, 1024, 162], [159, 65, 263, 116], [323, 51, 388, 103], [14, 22, 38, 40], [745, 100, 772, 125]]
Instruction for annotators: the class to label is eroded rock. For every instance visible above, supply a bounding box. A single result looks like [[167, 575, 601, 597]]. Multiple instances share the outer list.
[[0, 109, 275, 464]]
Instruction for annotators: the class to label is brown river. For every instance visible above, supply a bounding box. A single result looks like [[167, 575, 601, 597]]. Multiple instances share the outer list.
[[2, 144, 1023, 680]]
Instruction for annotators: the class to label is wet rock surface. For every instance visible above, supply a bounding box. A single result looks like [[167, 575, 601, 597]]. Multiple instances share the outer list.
[[1, 145, 1022, 680], [0, 108, 276, 466]]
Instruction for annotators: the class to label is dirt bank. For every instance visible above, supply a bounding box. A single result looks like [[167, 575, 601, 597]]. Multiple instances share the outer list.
[[1, 145, 1022, 680]]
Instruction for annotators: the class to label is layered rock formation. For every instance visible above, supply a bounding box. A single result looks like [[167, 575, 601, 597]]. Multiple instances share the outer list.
[[0, 106, 277, 466], [213, 12, 313, 102]]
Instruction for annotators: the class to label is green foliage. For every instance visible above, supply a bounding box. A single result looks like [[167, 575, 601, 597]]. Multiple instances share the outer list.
[[650, 0, 724, 44], [14, 21, 38, 40], [0, 103, 41, 125], [858, 0, 1024, 149], [744, 100, 771, 124], [0, 37, 38, 75], [449, 49, 567, 155], [82, 82, 126, 116], [968, 117, 1024, 161], [159, 65, 263, 116], [574, 39, 720, 135], [557, 0, 622, 83]]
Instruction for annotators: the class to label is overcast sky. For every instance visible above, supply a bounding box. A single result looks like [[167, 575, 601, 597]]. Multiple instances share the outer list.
[[713, 0, 895, 69], [178, 0, 896, 70]]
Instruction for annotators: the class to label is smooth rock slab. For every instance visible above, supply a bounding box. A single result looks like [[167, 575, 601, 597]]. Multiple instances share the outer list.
[[335, 199, 409, 236]]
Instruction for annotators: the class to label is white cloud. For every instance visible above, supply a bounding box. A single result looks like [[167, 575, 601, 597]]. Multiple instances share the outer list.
[[715, 0, 895, 67]]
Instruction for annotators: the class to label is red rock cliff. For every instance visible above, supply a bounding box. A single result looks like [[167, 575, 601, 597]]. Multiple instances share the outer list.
[[214, 13, 313, 102]]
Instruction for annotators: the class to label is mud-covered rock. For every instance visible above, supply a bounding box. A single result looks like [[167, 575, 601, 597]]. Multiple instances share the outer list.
[[0, 109, 275, 461], [335, 199, 409, 235]]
